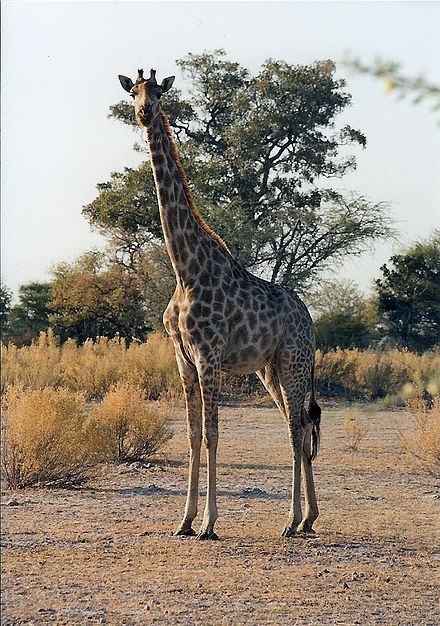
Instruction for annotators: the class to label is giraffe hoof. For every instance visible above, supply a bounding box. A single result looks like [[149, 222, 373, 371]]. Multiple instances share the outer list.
[[296, 524, 316, 536], [281, 526, 297, 538], [173, 527, 196, 537], [196, 531, 219, 541]]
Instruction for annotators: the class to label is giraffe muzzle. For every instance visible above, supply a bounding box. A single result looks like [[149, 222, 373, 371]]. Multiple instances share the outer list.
[[137, 104, 153, 123]]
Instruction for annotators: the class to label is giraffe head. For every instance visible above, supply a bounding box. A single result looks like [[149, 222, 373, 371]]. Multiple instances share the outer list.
[[118, 68, 175, 127]]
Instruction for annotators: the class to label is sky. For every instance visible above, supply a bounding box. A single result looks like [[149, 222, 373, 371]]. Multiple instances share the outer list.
[[2, 0, 439, 300]]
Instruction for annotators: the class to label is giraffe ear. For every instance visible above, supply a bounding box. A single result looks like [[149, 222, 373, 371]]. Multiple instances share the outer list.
[[118, 75, 135, 93], [160, 76, 175, 93]]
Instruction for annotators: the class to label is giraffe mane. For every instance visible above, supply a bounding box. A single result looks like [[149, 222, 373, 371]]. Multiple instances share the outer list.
[[159, 111, 231, 254]]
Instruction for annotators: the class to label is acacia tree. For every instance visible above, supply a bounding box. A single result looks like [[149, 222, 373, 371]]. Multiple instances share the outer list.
[[84, 50, 394, 292], [375, 232, 440, 351]]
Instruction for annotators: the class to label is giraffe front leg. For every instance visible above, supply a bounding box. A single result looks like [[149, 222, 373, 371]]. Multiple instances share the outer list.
[[173, 353, 202, 538], [197, 359, 220, 541]]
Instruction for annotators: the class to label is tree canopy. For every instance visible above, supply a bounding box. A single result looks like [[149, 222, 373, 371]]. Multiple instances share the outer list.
[[84, 50, 394, 291], [49, 253, 149, 344], [307, 279, 376, 350], [375, 232, 440, 351], [2, 282, 52, 346]]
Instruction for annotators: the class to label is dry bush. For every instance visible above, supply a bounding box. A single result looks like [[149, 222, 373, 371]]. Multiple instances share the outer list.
[[1, 386, 102, 489], [315, 348, 440, 401], [90, 382, 173, 463], [1, 330, 61, 391], [397, 393, 440, 479], [343, 413, 370, 451], [2, 331, 180, 402], [59, 336, 126, 400], [123, 334, 180, 400], [315, 348, 359, 395]]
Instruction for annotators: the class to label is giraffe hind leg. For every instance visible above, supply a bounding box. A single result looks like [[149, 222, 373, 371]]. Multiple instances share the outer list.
[[256, 366, 286, 417], [258, 365, 311, 536], [296, 420, 319, 534]]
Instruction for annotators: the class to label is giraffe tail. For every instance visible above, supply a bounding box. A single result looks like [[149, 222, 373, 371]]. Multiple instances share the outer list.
[[308, 363, 321, 462]]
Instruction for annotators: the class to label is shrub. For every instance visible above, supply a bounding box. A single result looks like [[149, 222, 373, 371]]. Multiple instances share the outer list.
[[1, 386, 102, 489], [343, 413, 370, 451], [315, 348, 359, 396], [397, 393, 440, 479], [90, 382, 173, 463]]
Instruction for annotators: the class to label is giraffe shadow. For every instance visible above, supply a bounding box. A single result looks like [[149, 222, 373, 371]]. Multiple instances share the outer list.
[[92, 485, 285, 501], [218, 462, 291, 472]]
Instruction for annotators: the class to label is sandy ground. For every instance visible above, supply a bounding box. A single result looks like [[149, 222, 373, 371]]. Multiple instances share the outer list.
[[2, 401, 439, 625]]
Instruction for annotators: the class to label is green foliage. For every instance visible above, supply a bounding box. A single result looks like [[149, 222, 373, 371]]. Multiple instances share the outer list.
[[346, 56, 440, 121], [84, 50, 394, 291], [308, 279, 376, 350], [49, 252, 148, 343], [136, 244, 176, 330], [307, 279, 368, 317], [375, 232, 440, 351], [83, 163, 161, 240], [0, 284, 12, 335], [315, 312, 371, 351], [3, 282, 52, 346]]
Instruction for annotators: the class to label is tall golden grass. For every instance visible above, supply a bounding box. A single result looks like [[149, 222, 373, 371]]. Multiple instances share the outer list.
[[2, 333, 439, 488], [396, 393, 440, 479], [315, 348, 440, 400], [1, 330, 180, 401], [2, 332, 439, 402]]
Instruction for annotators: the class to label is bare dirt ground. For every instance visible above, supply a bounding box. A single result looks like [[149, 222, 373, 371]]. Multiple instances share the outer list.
[[2, 401, 439, 625]]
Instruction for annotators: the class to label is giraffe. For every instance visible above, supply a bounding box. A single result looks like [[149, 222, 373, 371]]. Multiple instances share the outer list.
[[119, 68, 322, 540]]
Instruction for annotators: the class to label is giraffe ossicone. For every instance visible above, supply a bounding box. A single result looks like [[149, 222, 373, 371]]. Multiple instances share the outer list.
[[118, 68, 322, 539]]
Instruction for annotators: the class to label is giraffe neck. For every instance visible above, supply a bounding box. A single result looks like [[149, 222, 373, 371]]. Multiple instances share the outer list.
[[146, 111, 229, 285]]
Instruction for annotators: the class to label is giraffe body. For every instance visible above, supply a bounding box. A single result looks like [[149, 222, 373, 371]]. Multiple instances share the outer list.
[[119, 69, 321, 539]]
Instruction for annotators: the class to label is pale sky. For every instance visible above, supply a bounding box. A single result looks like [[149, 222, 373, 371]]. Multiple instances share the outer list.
[[2, 0, 439, 299]]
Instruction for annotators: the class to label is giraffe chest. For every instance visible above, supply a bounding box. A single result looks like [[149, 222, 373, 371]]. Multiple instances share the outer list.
[[163, 283, 288, 374], [163, 289, 228, 359]]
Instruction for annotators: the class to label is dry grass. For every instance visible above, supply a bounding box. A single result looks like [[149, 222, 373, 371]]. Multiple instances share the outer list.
[[396, 393, 440, 479], [1, 331, 181, 401], [2, 402, 439, 625], [343, 412, 370, 451], [315, 347, 440, 400], [2, 332, 439, 407], [90, 382, 173, 463], [1, 386, 102, 489]]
